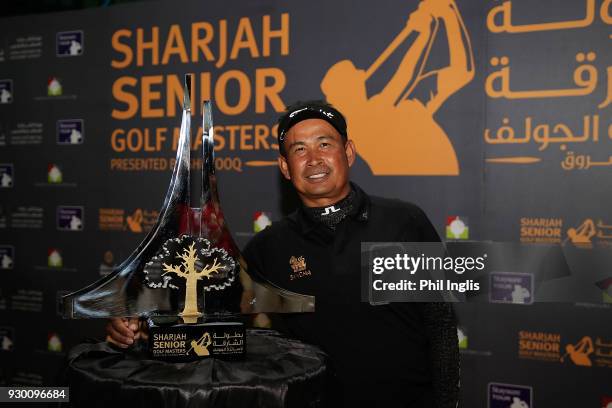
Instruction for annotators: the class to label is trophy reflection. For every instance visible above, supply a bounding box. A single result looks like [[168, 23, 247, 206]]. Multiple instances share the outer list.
[[60, 74, 314, 361]]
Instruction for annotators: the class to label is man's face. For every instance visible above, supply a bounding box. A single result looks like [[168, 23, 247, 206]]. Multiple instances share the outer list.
[[278, 118, 355, 207]]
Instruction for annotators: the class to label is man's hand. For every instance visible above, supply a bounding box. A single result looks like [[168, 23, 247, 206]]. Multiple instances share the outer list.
[[105, 317, 141, 348]]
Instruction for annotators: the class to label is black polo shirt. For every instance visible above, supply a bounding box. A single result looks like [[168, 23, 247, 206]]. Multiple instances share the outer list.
[[243, 184, 448, 408]]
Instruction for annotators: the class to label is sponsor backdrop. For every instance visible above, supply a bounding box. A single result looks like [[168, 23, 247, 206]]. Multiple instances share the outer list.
[[1, 0, 611, 406]]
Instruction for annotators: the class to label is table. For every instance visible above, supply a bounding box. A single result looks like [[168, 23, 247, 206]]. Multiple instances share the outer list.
[[64, 329, 329, 408]]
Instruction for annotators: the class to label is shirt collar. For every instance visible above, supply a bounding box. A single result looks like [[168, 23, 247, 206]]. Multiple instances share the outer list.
[[289, 182, 370, 234]]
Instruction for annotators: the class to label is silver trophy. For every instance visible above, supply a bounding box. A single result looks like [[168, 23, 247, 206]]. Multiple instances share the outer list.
[[60, 74, 314, 361]]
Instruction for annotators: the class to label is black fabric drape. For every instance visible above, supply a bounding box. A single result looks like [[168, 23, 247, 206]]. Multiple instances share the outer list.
[[63, 329, 328, 408]]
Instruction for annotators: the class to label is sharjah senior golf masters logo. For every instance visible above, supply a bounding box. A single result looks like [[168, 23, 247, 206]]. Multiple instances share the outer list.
[[518, 330, 612, 368], [321, 0, 474, 175], [144, 235, 236, 323]]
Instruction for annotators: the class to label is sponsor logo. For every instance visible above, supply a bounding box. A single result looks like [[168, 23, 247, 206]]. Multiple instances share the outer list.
[[446, 216, 469, 239], [564, 218, 612, 248], [0, 79, 12, 104], [561, 336, 594, 367], [10, 206, 43, 229], [191, 332, 212, 356], [47, 77, 63, 96], [57, 206, 84, 231], [47, 332, 62, 352], [47, 248, 63, 268], [56, 30, 83, 57], [563, 336, 612, 368], [518, 330, 561, 362], [0, 246, 14, 269], [151, 327, 244, 359], [596, 278, 612, 303], [488, 382, 532, 408], [253, 211, 272, 232], [521, 217, 612, 248], [520, 217, 562, 243], [518, 330, 612, 368], [126, 208, 146, 232], [47, 164, 63, 184], [490, 272, 533, 305], [57, 119, 84, 144], [99, 209, 125, 231], [566, 218, 596, 248], [10, 289, 43, 313], [99, 208, 159, 232], [0, 164, 13, 188]]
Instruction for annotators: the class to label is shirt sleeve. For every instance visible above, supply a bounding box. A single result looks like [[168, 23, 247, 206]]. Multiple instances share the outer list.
[[413, 206, 460, 407], [420, 302, 460, 408]]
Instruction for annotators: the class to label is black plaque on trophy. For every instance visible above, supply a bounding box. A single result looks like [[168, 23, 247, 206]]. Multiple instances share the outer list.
[[59, 74, 314, 361], [148, 317, 245, 362]]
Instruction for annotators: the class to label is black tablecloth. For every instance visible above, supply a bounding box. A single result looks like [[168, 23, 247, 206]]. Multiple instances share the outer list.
[[64, 329, 329, 408]]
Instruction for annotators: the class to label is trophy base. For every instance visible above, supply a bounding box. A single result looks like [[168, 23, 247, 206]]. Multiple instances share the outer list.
[[147, 316, 245, 362]]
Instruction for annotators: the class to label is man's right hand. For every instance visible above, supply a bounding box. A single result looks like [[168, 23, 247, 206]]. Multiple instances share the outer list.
[[105, 317, 140, 348]]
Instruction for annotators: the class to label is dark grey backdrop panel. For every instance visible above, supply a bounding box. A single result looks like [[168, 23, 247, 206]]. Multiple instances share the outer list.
[[0, 0, 610, 406]]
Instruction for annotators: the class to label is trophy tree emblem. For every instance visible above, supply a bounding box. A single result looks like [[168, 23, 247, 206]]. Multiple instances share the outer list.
[[145, 235, 236, 323]]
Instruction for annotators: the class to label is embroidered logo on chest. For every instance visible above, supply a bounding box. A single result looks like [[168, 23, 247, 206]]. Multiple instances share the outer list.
[[289, 256, 312, 280]]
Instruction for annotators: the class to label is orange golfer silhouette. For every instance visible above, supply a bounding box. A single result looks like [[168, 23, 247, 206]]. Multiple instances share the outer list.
[[566, 219, 596, 245], [126, 209, 143, 233], [321, 0, 474, 175], [561, 336, 594, 366]]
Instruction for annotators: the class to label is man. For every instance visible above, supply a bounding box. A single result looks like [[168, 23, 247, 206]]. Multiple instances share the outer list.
[[107, 101, 459, 408]]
